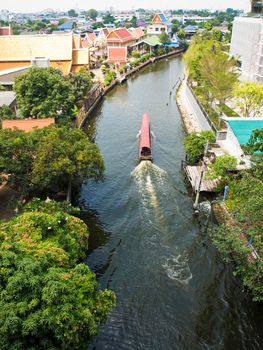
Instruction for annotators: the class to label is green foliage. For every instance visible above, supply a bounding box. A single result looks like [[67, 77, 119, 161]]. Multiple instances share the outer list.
[[131, 50, 140, 58], [209, 166, 263, 301], [177, 29, 186, 40], [159, 32, 170, 45], [102, 12, 115, 24], [68, 9, 77, 17], [246, 129, 263, 154], [184, 131, 215, 164], [233, 82, 263, 118], [14, 67, 76, 120], [206, 155, 237, 179], [103, 70, 116, 86], [0, 126, 104, 196], [0, 85, 6, 91], [0, 201, 115, 348], [218, 103, 240, 118], [211, 29, 223, 42], [87, 9, 98, 20], [67, 67, 93, 106], [0, 105, 16, 120]]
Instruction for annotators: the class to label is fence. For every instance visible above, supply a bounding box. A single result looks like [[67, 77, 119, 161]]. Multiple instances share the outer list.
[[186, 81, 218, 134], [76, 84, 103, 128]]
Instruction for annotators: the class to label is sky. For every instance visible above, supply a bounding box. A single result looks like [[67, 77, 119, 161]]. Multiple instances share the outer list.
[[0, 0, 251, 13]]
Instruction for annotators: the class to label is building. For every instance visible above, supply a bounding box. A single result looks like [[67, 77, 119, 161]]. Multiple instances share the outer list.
[[147, 13, 172, 36], [251, 0, 263, 13], [230, 17, 263, 82], [0, 26, 12, 36], [107, 28, 135, 47], [58, 21, 74, 32], [1, 118, 55, 132], [184, 25, 199, 37], [0, 32, 90, 75]]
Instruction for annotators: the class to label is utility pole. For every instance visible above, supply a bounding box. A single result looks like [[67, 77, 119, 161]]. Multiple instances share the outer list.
[[193, 141, 209, 211]]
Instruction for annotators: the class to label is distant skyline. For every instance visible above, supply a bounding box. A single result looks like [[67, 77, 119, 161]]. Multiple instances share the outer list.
[[0, 0, 251, 13]]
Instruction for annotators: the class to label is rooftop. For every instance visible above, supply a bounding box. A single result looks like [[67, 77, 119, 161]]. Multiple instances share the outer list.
[[1, 118, 55, 132], [227, 119, 263, 145], [0, 91, 16, 107]]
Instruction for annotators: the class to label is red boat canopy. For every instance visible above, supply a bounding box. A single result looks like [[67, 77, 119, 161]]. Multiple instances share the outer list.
[[139, 113, 151, 150]]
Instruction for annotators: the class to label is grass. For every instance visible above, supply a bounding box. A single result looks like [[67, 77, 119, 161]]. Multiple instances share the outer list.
[[218, 103, 240, 118]]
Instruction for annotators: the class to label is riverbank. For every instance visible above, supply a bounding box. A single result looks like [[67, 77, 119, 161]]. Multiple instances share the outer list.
[[176, 78, 201, 134]]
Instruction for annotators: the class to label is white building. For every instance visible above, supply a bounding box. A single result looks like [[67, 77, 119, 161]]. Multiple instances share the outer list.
[[147, 13, 172, 36], [230, 17, 263, 82]]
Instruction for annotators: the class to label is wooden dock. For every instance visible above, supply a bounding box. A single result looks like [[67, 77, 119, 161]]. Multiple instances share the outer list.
[[185, 165, 220, 192]]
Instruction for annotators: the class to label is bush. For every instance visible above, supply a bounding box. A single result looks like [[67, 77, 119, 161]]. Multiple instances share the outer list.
[[0, 105, 16, 120], [184, 130, 215, 164], [131, 50, 140, 58]]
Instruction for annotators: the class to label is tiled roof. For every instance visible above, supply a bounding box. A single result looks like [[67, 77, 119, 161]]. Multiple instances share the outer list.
[[107, 47, 127, 63], [81, 32, 96, 48], [107, 28, 134, 43], [0, 33, 73, 61], [129, 28, 145, 40], [1, 118, 55, 132]]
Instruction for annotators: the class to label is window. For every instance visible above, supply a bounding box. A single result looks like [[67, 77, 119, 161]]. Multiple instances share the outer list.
[[155, 28, 159, 31]]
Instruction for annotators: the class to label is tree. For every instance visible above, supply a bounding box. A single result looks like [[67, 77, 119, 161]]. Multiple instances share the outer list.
[[171, 19, 180, 33], [0, 105, 16, 120], [177, 28, 186, 40], [206, 155, 237, 179], [87, 9, 98, 21], [233, 82, 263, 118], [0, 126, 104, 196], [184, 130, 215, 164], [131, 16, 138, 28], [159, 32, 170, 45], [198, 45, 238, 104], [246, 129, 263, 154], [13, 67, 75, 120], [204, 21, 213, 31], [0, 201, 115, 349], [67, 67, 93, 106], [68, 9, 77, 17], [211, 29, 223, 42], [102, 12, 115, 24]]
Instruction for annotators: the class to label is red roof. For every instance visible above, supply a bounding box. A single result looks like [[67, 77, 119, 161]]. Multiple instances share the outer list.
[[107, 28, 134, 44], [2, 118, 55, 132], [0, 26, 11, 36], [140, 113, 151, 149], [107, 47, 127, 63]]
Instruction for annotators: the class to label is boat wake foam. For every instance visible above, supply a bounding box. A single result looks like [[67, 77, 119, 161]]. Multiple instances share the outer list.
[[161, 254, 192, 284]]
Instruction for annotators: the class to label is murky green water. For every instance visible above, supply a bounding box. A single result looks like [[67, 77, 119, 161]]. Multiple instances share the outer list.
[[80, 57, 262, 350]]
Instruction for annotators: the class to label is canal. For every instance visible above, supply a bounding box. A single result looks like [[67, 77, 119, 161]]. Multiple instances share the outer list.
[[81, 57, 262, 350]]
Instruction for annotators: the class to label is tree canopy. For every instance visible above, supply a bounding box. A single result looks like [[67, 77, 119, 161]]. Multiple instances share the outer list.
[[184, 130, 215, 164], [0, 126, 104, 196], [159, 32, 170, 45], [0, 105, 16, 120], [233, 82, 263, 118], [13, 67, 75, 120], [0, 199, 115, 349], [87, 9, 98, 20], [68, 9, 77, 17]]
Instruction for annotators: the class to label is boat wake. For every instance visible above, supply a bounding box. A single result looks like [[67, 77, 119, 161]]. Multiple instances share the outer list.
[[131, 161, 166, 211], [161, 253, 192, 285]]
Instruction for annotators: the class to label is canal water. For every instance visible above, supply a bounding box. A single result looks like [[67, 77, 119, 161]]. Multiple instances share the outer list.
[[81, 57, 262, 350]]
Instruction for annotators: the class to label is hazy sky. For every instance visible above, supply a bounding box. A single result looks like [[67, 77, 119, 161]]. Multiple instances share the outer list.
[[0, 0, 251, 13]]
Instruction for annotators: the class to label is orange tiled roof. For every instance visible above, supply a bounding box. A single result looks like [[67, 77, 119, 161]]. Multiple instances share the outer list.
[[81, 32, 96, 48], [129, 28, 145, 40], [2, 118, 55, 132], [107, 47, 127, 63], [107, 28, 134, 43]]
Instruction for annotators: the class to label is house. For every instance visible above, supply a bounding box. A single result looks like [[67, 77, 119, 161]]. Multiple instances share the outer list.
[[58, 21, 74, 32], [230, 17, 263, 82], [0, 26, 12, 35], [107, 28, 135, 47], [0, 32, 90, 75], [106, 28, 137, 64], [128, 28, 145, 41], [1, 118, 55, 132], [147, 13, 172, 36], [137, 19, 147, 29], [184, 25, 198, 37]]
